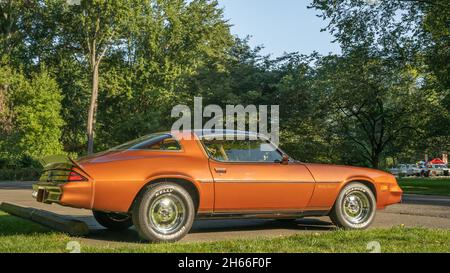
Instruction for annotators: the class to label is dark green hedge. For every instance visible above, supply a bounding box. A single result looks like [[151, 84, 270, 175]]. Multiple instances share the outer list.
[[0, 168, 41, 181]]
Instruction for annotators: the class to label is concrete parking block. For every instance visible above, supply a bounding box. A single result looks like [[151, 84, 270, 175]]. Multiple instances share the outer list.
[[0, 202, 89, 236]]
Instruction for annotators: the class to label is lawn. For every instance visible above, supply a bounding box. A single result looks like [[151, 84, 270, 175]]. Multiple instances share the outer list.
[[398, 178, 450, 196], [0, 211, 449, 253]]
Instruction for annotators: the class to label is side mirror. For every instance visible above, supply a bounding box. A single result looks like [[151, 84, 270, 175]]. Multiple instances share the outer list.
[[281, 154, 289, 165]]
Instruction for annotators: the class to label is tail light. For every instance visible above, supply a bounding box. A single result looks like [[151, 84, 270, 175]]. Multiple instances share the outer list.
[[68, 170, 87, 182]]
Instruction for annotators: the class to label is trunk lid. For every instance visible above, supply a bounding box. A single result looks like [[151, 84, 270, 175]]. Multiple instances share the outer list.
[[38, 155, 91, 185]]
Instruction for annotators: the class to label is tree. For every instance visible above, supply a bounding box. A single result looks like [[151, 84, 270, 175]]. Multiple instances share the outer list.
[[314, 47, 422, 168], [310, 0, 450, 166], [25, 0, 234, 153], [0, 66, 64, 162], [92, 0, 234, 149], [310, 0, 449, 89], [54, 1, 131, 154], [275, 53, 334, 163]]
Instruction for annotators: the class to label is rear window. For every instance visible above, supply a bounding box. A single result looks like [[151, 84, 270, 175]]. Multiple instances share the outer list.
[[111, 134, 181, 151]]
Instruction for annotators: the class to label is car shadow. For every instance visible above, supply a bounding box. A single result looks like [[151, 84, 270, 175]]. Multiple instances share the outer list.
[[80, 217, 336, 244], [190, 218, 335, 233]]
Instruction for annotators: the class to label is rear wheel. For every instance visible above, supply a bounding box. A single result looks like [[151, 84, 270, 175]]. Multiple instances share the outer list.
[[93, 211, 133, 231], [329, 182, 376, 229], [132, 182, 195, 243]]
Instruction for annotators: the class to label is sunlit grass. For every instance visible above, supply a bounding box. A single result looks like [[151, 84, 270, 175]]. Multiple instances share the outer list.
[[0, 211, 448, 253], [398, 178, 450, 196]]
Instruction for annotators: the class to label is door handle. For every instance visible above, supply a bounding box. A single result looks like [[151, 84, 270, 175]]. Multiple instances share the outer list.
[[214, 167, 227, 173]]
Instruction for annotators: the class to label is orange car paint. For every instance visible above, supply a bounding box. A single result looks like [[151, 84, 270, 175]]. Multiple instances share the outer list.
[[52, 131, 402, 215]]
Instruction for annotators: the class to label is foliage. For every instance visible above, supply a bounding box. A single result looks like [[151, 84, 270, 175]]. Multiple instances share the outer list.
[[0, 0, 448, 170], [0, 66, 64, 165], [0, 167, 41, 181], [310, 0, 450, 163], [314, 48, 424, 167]]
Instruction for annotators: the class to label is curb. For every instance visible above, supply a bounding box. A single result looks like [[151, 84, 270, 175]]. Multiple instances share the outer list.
[[0, 202, 89, 236]]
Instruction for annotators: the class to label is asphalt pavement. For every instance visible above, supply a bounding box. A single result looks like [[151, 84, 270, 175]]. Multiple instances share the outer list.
[[1, 181, 449, 244]]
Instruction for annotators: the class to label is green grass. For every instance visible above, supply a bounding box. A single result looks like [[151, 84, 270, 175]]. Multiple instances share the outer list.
[[0, 211, 72, 252], [398, 178, 450, 196], [0, 211, 449, 253]]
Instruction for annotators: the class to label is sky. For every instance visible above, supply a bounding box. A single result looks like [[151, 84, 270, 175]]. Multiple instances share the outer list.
[[218, 0, 341, 58]]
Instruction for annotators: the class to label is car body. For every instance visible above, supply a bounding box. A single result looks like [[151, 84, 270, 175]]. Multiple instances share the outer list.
[[390, 163, 429, 177], [388, 166, 400, 176], [428, 164, 449, 176], [408, 164, 422, 176], [33, 130, 402, 242], [416, 161, 431, 177], [443, 165, 450, 176], [389, 164, 414, 177]]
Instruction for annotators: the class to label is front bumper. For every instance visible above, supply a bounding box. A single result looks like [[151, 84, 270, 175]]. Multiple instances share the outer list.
[[376, 182, 403, 209], [386, 184, 403, 205]]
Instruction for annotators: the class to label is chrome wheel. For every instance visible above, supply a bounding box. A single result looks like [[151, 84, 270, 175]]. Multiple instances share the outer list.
[[148, 194, 186, 234], [342, 191, 371, 224]]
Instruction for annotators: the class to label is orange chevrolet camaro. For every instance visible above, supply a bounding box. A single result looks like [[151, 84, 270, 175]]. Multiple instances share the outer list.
[[33, 130, 402, 242]]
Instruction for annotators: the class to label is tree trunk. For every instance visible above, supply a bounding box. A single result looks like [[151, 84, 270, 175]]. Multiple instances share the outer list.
[[371, 159, 379, 169], [87, 62, 99, 154], [370, 152, 380, 169]]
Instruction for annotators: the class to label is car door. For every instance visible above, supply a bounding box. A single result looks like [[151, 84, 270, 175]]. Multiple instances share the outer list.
[[202, 136, 315, 213]]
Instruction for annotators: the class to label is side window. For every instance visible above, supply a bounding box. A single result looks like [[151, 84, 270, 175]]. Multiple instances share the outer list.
[[160, 138, 182, 150], [140, 136, 181, 151], [202, 137, 283, 162], [122, 135, 181, 151]]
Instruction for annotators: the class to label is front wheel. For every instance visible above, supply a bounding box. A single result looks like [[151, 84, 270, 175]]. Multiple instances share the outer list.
[[329, 182, 376, 229], [93, 211, 133, 231], [132, 183, 195, 243]]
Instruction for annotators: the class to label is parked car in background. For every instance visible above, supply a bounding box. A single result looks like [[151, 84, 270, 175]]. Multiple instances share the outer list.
[[389, 164, 415, 177], [389, 164, 404, 177], [416, 161, 430, 177], [408, 164, 423, 177], [428, 164, 449, 176], [444, 165, 450, 176], [389, 163, 429, 177], [427, 158, 449, 177]]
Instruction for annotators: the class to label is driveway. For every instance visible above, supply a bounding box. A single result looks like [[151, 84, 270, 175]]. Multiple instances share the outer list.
[[1, 181, 450, 244]]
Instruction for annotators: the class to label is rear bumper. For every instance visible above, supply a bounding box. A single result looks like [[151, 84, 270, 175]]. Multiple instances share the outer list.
[[32, 181, 93, 209], [33, 156, 93, 209], [32, 183, 63, 204]]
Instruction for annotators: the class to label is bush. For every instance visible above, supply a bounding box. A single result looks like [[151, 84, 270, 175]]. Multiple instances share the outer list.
[[0, 167, 41, 181], [0, 155, 42, 181], [0, 66, 64, 164]]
